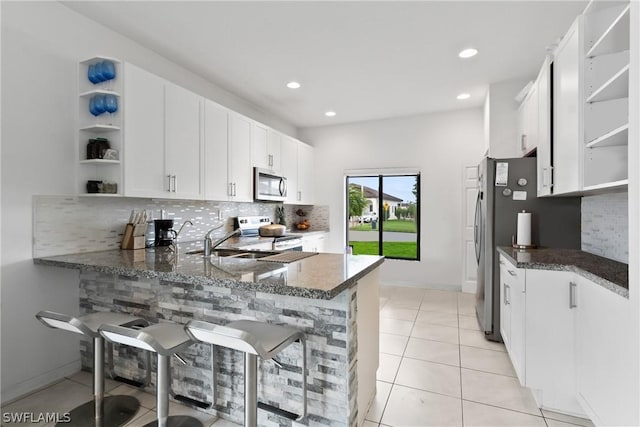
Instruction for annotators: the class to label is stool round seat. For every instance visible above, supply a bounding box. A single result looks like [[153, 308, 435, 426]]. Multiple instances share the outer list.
[[186, 319, 307, 426], [36, 310, 147, 427], [99, 322, 203, 427]]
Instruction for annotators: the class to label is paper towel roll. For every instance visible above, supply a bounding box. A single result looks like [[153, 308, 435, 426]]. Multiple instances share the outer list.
[[517, 211, 532, 246]]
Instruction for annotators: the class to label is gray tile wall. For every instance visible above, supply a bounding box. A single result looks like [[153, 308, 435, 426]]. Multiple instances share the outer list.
[[33, 196, 329, 257], [581, 192, 628, 263], [79, 271, 357, 426]]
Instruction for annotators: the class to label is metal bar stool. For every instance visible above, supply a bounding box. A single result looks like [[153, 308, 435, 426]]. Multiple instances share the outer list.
[[99, 322, 204, 427], [35, 310, 148, 427], [185, 319, 307, 426]]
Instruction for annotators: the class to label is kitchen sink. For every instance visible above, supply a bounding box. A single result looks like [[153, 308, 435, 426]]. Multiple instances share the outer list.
[[184, 248, 278, 259]]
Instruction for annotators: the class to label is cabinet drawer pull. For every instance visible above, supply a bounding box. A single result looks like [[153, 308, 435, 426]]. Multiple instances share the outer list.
[[569, 282, 577, 309], [504, 283, 510, 305]]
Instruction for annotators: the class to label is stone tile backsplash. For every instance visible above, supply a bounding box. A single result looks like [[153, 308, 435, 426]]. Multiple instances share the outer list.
[[33, 196, 329, 257], [582, 192, 628, 263]]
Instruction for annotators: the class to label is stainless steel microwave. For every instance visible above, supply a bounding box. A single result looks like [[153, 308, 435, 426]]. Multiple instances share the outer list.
[[254, 168, 287, 202]]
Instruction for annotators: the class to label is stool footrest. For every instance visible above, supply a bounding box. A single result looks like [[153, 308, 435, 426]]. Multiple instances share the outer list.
[[173, 394, 211, 409], [258, 402, 299, 420], [112, 375, 146, 388]]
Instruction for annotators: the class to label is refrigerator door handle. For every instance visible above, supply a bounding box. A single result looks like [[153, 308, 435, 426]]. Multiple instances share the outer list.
[[473, 191, 482, 263]]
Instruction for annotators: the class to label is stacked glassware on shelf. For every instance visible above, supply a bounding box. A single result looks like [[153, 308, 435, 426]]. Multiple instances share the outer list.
[[87, 60, 118, 123]]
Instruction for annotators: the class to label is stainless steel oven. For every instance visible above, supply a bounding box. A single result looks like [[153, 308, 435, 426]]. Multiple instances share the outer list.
[[254, 168, 287, 202]]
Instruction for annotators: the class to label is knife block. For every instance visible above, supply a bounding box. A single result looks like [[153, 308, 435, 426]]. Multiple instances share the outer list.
[[121, 223, 146, 250]]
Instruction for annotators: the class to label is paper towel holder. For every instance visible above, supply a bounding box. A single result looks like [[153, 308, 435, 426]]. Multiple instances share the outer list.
[[511, 235, 536, 250]]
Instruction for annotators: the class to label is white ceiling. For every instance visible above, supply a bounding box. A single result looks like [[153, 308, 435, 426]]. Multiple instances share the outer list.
[[63, 1, 587, 128]]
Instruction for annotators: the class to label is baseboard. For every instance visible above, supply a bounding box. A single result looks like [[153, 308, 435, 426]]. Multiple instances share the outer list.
[[1, 360, 81, 405], [380, 281, 462, 292], [462, 280, 477, 294]]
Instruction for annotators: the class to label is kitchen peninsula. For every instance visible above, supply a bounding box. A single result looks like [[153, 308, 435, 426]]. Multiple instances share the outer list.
[[34, 247, 384, 426]]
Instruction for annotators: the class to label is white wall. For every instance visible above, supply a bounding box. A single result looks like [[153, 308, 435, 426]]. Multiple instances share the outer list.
[[0, 1, 295, 402], [486, 77, 532, 159], [299, 108, 485, 289]]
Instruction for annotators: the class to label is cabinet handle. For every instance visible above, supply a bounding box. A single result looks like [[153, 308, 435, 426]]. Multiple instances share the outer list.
[[504, 283, 510, 305], [268, 154, 273, 167], [297, 191, 301, 201], [172, 175, 177, 193], [521, 134, 527, 151], [233, 183, 237, 196], [167, 175, 172, 192], [507, 270, 516, 277], [228, 182, 233, 197], [569, 282, 577, 309]]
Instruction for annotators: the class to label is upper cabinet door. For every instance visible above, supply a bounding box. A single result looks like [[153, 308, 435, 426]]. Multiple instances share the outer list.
[[203, 99, 229, 201], [297, 141, 315, 204], [280, 135, 298, 204], [250, 122, 269, 169], [164, 82, 203, 200], [123, 63, 166, 198], [228, 113, 253, 202], [537, 57, 553, 197], [553, 17, 583, 195], [267, 129, 282, 171]]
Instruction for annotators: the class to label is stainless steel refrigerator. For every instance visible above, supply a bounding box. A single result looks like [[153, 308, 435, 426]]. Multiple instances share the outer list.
[[474, 157, 581, 342]]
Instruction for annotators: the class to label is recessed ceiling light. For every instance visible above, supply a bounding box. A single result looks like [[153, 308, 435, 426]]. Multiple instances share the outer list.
[[325, 111, 336, 117], [457, 93, 471, 100], [458, 48, 478, 59], [286, 81, 301, 89]]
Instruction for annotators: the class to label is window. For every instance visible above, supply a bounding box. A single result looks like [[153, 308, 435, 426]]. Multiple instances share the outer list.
[[346, 174, 420, 260]]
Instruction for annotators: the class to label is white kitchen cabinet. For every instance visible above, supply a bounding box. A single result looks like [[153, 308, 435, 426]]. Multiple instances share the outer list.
[[582, 2, 630, 191], [203, 99, 229, 201], [302, 233, 327, 253], [123, 63, 167, 198], [525, 269, 583, 416], [164, 82, 203, 200], [251, 122, 281, 171], [536, 57, 553, 197], [228, 113, 253, 202], [498, 256, 525, 384], [124, 64, 203, 199], [297, 141, 315, 204], [517, 82, 539, 156], [553, 16, 584, 195], [280, 135, 298, 204], [575, 275, 637, 426]]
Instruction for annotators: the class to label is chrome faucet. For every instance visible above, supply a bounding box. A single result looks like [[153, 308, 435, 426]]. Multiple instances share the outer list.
[[204, 226, 241, 257]]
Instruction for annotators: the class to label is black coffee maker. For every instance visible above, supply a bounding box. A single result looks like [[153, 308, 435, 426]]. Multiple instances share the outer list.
[[154, 219, 176, 246]]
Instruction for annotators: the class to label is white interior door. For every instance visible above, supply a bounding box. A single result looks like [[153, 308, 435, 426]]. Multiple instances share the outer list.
[[462, 165, 479, 293]]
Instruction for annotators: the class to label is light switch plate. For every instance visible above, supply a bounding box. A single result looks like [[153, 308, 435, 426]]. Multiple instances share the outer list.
[[513, 191, 527, 201]]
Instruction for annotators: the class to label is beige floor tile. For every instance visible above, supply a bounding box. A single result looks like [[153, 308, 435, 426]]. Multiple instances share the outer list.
[[379, 333, 409, 356], [458, 314, 481, 331], [404, 337, 460, 367], [379, 297, 390, 310], [423, 289, 459, 303], [380, 306, 418, 322], [460, 346, 516, 377], [420, 299, 459, 314], [362, 421, 379, 427], [110, 384, 157, 410], [379, 317, 414, 336], [542, 410, 595, 427], [411, 322, 459, 345], [461, 369, 540, 416], [381, 384, 462, 426], [67, 370, 121, 393], [210, 418, 241, 427], [365, 381, 393, 423], [377, 353, 402, 383], [416, 310, 458, 327], [459, 329, 506, 352], [2, 380, 92, 427], [395, 358, 461, 398], [384, 298, 422, 310], [463, 400, 546, 426], [457, 293, 477, 316], [125, 401, 216, 426]]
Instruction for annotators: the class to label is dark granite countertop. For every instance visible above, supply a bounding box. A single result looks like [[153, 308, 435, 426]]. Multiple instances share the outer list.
[[33, 246, 384, 300], [497, 247, 628, 297]]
